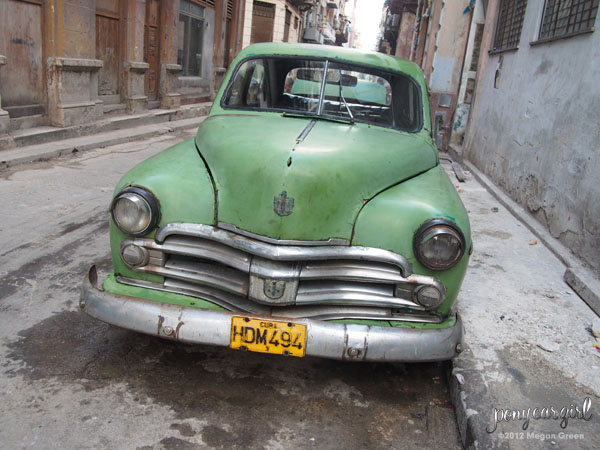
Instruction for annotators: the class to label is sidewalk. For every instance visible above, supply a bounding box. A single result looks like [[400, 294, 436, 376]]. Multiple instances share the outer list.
[[441, 158, 600, 449]]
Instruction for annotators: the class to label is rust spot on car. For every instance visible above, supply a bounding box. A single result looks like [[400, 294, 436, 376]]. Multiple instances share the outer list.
[[157, 315, 165, 335], [175, 322, 184, 340]]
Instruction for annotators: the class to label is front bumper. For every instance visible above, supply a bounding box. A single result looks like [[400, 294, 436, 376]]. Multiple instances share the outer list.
[[80, 266, 463, 362]]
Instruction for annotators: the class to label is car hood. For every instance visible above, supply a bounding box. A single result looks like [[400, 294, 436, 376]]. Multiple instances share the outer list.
[[195, 114, 437, 242]]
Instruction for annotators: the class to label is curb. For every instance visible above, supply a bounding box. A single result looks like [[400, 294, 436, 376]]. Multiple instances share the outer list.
[[449, 348, 508, 449], [0, 117, 205, 170], [463, 160, 600, 317]]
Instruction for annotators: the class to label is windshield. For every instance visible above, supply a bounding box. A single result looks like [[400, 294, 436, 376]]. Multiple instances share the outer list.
[[223, 57, 421, 132]]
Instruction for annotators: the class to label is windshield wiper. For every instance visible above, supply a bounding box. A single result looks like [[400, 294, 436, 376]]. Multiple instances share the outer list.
[[282, 111, 318, 119], [338, 69, 354, 124], [282, 111, 355, 125]]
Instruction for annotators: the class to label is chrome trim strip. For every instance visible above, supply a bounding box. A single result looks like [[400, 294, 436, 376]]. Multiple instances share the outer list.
[[296, 282, 422, 309], [155, 223, 412, 276], [301, 260, 404, 283], [296, 119, 317, 142], [162, 259, 249, 296], [84, 267, 461, 361], [118, 276, 267, 314], [217, 222, 349, 246], [136, 236, 252, 272]]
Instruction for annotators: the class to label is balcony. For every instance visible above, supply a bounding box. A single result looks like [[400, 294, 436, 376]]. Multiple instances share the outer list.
[[322, 21, 336, 44], [303, 27, 324, 44], [335, 15, 349, 45]]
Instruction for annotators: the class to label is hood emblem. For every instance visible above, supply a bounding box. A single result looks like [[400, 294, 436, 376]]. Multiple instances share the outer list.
[[274, 191, 294, 216]]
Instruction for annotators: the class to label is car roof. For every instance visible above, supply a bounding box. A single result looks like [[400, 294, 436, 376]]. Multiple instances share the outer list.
[[235, 43, 425, 83]]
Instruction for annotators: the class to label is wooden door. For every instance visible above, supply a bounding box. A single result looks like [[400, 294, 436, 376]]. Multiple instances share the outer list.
[[96, 0, 120, 95], [144, 0, 160, 101], [0, 0, 44, 109], [250, 1, 275, 44]]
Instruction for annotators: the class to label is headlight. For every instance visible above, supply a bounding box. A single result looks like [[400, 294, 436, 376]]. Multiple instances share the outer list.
[[413, 220, 465, 270], [111, 187, 159, 236]]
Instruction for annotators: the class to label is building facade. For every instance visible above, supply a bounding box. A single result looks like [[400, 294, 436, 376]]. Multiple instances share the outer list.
[[463, 0, 600, 274], [242, 0, 303, 47], [0, 0, 245, 132], [240, 0, 350, 49], [379, 0, 472, 150]]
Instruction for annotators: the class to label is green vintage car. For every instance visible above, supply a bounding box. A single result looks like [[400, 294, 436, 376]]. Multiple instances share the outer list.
[[81, 43, 471, 362]]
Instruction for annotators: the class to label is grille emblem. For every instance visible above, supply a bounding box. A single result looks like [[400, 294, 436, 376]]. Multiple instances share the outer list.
[[274, 191, 294, 216], [263, 279, 286, 299]]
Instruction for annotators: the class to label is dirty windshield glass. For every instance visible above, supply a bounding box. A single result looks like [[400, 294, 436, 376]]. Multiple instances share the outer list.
[[223, 57, 421, 132]]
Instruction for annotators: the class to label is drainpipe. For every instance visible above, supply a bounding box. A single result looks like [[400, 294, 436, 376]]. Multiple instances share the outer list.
[[448, 6, 475, 153]]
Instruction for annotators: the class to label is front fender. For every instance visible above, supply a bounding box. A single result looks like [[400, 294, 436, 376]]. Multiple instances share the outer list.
[[109, 138, 215, 281], [352, 164, 471, 315]]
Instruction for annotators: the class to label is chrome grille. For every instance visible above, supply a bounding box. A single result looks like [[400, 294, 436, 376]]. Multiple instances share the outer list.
[[118, 224, 446, 322]]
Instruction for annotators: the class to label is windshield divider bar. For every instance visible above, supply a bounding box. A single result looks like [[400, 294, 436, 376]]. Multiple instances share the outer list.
[[338, 69, 354, 123], [317, 60, 329, 116]]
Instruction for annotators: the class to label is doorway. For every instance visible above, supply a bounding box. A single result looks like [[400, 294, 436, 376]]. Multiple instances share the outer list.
[[144, 0, 161, 102], [96, 0, 120, 96]]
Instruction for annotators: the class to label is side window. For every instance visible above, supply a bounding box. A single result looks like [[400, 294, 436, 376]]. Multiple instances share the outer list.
[[247, 63, 266, 107], [224, 59, 266, 108], [392, 77, 420, 130]]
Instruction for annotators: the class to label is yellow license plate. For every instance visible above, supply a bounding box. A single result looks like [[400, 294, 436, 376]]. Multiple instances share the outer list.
[[230, 317, 306, 357]]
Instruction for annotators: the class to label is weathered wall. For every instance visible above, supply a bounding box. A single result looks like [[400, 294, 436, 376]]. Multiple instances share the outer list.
[[464, 6, 600, 274], [420, 1, 471, 149], [272, 0, 300, 43], [63, 0, 97, 58], [242, 0, 253, 48], [427, 1, 470, 94], [421, 0, 443, 84], [394, 12, 415, 60], [450, 0, 486, 144]]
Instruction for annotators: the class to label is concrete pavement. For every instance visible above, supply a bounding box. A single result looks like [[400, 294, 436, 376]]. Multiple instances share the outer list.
[[0, 126, 598, 449], [0, 131, 461, 449]]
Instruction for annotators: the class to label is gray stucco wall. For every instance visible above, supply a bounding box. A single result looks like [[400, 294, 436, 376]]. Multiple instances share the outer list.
[[465, 8, 600, 275]]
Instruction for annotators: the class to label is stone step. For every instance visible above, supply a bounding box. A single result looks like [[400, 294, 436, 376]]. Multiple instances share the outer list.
[[3, 104, 45, 119], [0, 116, 206, 169], [0, 102, 211, 152], [175, 103, 212, 120], [99, 94, 121, 105], [102, 103, 127, 115], [9, 114, 49, 132]]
